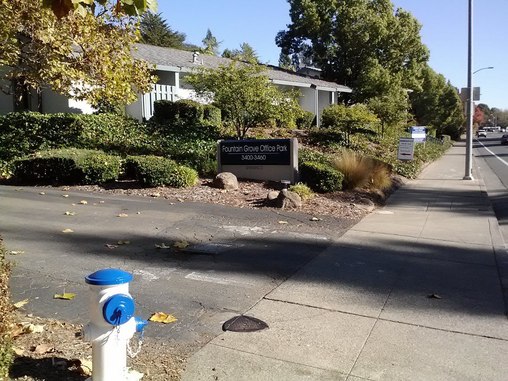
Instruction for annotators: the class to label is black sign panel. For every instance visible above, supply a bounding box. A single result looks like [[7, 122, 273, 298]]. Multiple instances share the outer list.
[[219, 139, 291, 166]]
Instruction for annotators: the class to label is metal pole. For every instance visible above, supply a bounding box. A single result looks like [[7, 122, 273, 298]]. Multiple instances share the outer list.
[[464, 0, 474, 180]]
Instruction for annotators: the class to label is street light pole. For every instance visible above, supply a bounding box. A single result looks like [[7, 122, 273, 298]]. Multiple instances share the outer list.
[[464, 0, 474, 180]]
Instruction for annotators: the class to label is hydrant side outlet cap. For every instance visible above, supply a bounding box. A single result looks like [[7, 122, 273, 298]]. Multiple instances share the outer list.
[[85, 268, 133, 285], [103, 294, 135, 325]]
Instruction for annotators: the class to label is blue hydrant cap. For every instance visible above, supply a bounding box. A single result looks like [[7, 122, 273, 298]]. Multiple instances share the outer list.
[[103, 294, 135, 325], [85, 268, 133, 286]]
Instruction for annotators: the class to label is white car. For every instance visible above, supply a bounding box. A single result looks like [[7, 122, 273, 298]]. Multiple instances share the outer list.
[[477, 130, 487, 138]]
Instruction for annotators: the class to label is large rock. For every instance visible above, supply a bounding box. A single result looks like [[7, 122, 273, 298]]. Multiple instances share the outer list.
[[275, 189, 302, 209], [213, 172, 239, 190]]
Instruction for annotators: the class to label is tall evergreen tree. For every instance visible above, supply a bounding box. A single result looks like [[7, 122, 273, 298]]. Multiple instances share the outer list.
[[202, 29, 220, 55], [140, 12, 186, 49], [221, 43, 259, 63]]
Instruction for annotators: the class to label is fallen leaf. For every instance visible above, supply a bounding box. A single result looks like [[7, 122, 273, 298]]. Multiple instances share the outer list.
[[78, 359, 92, 376], [54, 293, 76, 300], [310, 217, 321, 221], [13, 299, 29, 309], [105, 244, 118, 249], [427, 293, 442, 299], [155, 243, 171, 249], [64, 211, 76, 216], [62, 228, 74, 233], [79, 200, 88, 205], [173, 240, 189, 249], [117, 240, 131, 245], [12, 346, 24, 356], [117, 213, 128, 217], [39, 192, 46, 195], [62, 194, 69, 198], [149, 312, 178, 324], [99, 200, 105, 204], [33, 343, 54, 354], [30, 324, 45, 333], [136, 211, 141, 215], [9, 250, 25, 255], [278, 220, 288, 224]]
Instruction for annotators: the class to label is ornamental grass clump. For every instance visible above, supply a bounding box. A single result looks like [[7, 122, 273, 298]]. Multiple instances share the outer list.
[[332, 149, 391, 191]]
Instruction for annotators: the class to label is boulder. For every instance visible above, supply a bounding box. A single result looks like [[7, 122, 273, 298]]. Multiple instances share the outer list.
[[275, 189, 302, 209], [213, 172, 239, 190]]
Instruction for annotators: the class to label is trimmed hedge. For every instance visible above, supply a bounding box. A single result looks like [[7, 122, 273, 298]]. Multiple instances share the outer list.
[[152, 99, 221, 127], [0, 112, 152, 164], [12, 149, 121, 185], [299, 161, 344, 193], [125, 155, 198, 188]]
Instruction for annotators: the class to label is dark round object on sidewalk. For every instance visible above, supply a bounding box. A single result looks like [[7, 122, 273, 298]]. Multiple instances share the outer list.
[[222, 315, 269, 332]]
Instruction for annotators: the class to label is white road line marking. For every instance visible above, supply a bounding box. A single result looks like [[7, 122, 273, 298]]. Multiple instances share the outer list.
[[476, 139, 508, 166]]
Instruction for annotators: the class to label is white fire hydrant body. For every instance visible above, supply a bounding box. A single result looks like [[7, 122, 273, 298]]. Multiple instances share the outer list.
[[83, 269, 146, 381]]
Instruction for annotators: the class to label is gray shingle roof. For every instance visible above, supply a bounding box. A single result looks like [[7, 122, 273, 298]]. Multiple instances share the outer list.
[[133, 43, 352, 93]]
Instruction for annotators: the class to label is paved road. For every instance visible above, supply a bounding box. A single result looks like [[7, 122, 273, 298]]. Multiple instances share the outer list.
[[474, 132, 508, 239], [0, 185, 356, 349]]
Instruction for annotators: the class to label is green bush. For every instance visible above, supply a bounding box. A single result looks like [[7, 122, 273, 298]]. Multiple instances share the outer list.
[[125, 155, 198, 188], [0, 112, 152, 165], [152, 99, 221, 127], [288, 182, 314, 200], [12, 149, 121, 185], [0, 112, 80, 163], [298, 147, 330, 166], [74, 114, 153, 155], [0, 240, 13, 379], [296, 111, 316, 130], [299, 161, 344, 193]]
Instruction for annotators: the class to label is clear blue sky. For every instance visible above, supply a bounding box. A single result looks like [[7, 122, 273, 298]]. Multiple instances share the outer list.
[[160, 0, 507, 110]]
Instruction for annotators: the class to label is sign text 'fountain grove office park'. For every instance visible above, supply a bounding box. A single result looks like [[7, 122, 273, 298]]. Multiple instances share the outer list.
[[217, 138, 298, 183]]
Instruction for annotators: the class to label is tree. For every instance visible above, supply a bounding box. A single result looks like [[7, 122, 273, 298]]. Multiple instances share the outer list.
[[410, 66, 465, 138], [42, 0, 157, 18], [492, 108, 508, 128], [186, 62, 303, 139], [278, 52, 295, 71], [201, 29, 220, 56], [368, 86, 409, 137], [222, 43, 259, 63], [140, 12, 186, 48], [321, 103, 379, 146], [276, 0, 429, 104], [0, 0, 156, 109]]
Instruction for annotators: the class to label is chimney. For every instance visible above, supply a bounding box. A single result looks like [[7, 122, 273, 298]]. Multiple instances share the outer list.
[[192, 51, 200, 64]]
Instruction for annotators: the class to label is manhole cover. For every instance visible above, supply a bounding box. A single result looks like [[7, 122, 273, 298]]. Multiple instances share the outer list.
[[222, 315, 268, 332]]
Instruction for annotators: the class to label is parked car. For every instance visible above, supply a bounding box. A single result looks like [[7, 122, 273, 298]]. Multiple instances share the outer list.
[[477, 129, 487, 138], [501, 134, 508, 145]]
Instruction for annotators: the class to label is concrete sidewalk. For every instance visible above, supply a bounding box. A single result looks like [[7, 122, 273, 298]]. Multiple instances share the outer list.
[[183, 142, 508, 381]]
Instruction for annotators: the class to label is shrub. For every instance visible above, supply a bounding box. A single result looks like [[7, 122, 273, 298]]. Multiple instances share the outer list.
[[12, 149, 121, 185], [125, 155, 198, 188], [74, 114, 153, 155], [0, 112, 80, 163], [289, 182, 314, 201], [299, 161, 344, 193], [0, 240, 13, 378], [152, 99, 221, 127], [0, 112, 152, 164], [298, 147, 330, 166], [296, 111, 316, 130], [307, 127, 346, 148]]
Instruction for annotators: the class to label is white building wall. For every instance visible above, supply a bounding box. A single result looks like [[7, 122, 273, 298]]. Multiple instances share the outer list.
[[42, 89, 95, 114], [318, 90, 332, 123], [299, 88, 316, 114]]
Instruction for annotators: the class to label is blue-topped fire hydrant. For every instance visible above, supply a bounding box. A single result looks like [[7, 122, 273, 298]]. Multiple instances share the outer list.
[[83, 268, 147, 381]]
